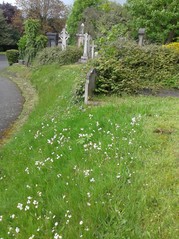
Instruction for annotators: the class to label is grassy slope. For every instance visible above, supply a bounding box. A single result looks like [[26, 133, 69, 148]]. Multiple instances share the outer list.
[[0, 64, 178, 239]]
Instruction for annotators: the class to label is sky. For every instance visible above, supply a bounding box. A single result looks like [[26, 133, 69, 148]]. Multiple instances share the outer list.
[[0, 0, 127, 6]]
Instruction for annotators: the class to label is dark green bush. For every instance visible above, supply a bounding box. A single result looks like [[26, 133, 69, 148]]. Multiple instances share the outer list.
[[34, 46, 62, 65], [93, 40, 179, 95], [6, 49, 19, 65], [58, 46, 83, 65], [34, 46, 83, 66]]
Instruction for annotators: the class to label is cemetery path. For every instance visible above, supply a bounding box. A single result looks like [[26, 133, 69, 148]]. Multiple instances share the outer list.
[[0, 54, 24, 139]]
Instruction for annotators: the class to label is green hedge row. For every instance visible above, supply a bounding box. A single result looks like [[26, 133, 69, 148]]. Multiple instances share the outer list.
[[34, 46, 83, 66], [93, 40, 179, 95], [6, 49, 19, 65]]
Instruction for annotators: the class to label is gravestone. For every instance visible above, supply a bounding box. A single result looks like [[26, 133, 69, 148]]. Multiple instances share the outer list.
[[84, 68, 97, 104], [80, 33, 90, 62], [87, 34, 92, 57], [77, 23, 85, 47], [46, 32, 58, 47], [138, 28, 145, 46], [90, 40, 97, 59], [59, 27, 70, 50]]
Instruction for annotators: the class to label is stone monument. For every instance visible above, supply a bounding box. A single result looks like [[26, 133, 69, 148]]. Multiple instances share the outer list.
[[46, 32, 58, 47], [138, 28, 145, 46], [59, 27, 70, 50], [80, 33, 90, 62], [77, 23, 85, 47]]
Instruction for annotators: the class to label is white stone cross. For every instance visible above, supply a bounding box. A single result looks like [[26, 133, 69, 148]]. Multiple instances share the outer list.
[[83, 33, 89, 58], [80, 33, 90, 63], [59, 28, 70, 50]]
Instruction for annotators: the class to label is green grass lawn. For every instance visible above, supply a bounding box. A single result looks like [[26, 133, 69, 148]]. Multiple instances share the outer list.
[[0, 64, 178, 239]]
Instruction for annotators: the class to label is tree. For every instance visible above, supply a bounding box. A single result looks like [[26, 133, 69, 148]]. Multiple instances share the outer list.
[[66, 0, 104, 42], [0, 3, 23, 49], [0, 9, 17, 50], [82, 1, 126, 39], [18, 19, 47, 64], [126, 0, 179, 44], [12, 9, 24, 34], [16, 0, 68, 33], [0, 2, 16, 24]]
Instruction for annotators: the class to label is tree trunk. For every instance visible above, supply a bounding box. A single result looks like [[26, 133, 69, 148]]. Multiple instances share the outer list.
[[165, 30, 175, 44]]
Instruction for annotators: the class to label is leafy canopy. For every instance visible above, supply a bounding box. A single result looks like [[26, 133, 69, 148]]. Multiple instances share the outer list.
[[16, 0, 68, 32], [0, 9, 17, 47], [67, 0, 105, 42], [126, 0, 179, 43]]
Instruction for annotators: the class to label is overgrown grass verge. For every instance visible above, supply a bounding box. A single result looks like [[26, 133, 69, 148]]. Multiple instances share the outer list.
[[0, 64, 178, 239]]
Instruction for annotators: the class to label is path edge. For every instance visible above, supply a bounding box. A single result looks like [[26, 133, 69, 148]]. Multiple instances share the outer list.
[[0, 64, 38, 146]]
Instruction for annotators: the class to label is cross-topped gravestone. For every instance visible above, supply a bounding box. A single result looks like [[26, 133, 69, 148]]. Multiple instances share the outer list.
[[59, 27, 70, 50], [80, 33, 90, 62]]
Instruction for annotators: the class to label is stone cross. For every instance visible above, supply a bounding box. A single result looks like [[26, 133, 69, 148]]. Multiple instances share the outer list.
[[80, 33, 90, 62], [138, 28, 145, 46], [90, 40, 97, 59], [59, 27, 70, 50]]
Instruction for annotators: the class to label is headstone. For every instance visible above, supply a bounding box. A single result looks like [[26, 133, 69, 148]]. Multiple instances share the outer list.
[[77, 23, 85, 47], [90, 40, 97, 59], [87, 34, 92, 56], [138, 28, 145, 46], [80, 33, 90, 62], [46, 32, 58, 47], [84, 68, 97, 104], [59, 27, 70, 50]]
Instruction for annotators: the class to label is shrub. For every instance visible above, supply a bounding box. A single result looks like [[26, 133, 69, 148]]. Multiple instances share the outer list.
[[164, 42, 179, 53], [18, 35, 27, 60], [34, 46, 62, 65], [34, 46, 83, 66], [93, 40, 179, 95], [58, 46, 83, 65], [6, 49, 19, 65]]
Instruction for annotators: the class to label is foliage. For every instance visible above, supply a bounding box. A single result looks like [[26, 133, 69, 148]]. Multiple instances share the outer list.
[[81, 2, 127, 40], [0, 3, 22, 48], [57, 46, 83, 65], [6, 49, 19, 65], [0, 2, 16, 24], [91, 40, 179, 95], [16, 0, 68, 33], [126, 0, 179, 44], [0, 64, 178, 239], [17, 35, 27, 59], [12, 9, 24, 35], [67, 0, 104, 42], [34, 46, 62, 65], [34, 46, 83, 66], [0, 9, 17, 49], [164, 42, 179, 53], [18, 19, 47, 64]]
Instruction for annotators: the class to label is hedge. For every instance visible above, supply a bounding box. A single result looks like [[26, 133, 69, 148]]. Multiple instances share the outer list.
[[6, 49, 19, 65]]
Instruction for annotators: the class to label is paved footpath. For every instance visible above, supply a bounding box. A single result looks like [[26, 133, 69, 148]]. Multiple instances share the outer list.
[[0, 54, 24, 138]]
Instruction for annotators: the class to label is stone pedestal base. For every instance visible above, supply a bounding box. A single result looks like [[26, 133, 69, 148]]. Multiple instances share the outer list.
[[80, 56, 88, 63]]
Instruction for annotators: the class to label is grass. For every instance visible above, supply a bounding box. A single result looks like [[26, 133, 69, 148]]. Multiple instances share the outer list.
[[0, 64, 178, 239]]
